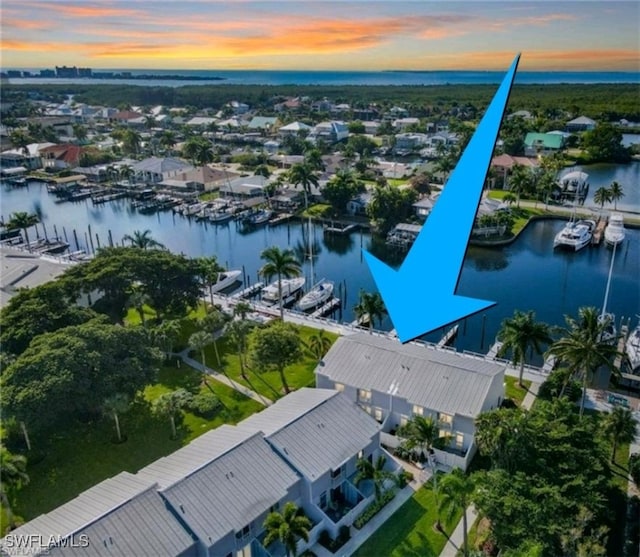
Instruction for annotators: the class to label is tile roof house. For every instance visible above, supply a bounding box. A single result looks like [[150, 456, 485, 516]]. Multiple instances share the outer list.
[[316, 334, 505, 470], [39, 144, 84, 169], [2, 390, 396, 557]]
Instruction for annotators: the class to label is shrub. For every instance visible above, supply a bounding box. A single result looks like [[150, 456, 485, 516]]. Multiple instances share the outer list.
[[188, 392, 221, 417], [630, 454, 640, 487], [353, 489, 396, 529], [396, 470, 414, 488], [538, 369, 581, 402], [317, 530, 332, 550]]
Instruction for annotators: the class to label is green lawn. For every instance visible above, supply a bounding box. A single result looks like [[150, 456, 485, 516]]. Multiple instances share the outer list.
[[12, 364, 262, 522], [302, 204, 333, 218], [190, 324, 339, 400], [353, 480, 462, 557], [504, 376, 532, 407]]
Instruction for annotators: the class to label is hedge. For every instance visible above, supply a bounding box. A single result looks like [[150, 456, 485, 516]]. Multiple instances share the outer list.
[[353, 489, 396, 529]]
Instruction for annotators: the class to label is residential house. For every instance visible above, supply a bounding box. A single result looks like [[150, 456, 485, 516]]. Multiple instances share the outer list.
[[565, 116, 597, 132], [490, 153, 539, 189], [361, 121, 380, 135], [315, 334, 505, 470], [131, 157, 194, 184], [40, 143, 83, 169], [308, 121, 349, 144], [346, 191, 373, 216], [1, 143, 54, 170], [2, 389, 395, 557], [274, 97, 303, 112], [109, 110, 145, 127], [185, 116, 218, 128], [26, 117, 74, 138], [394, 133, 429, 154], [393, 117, 421, 131], [228, 101, 250, 115], [412, 196, 434, 220], [508, 110, 533, 120], [219, 174, 268, 204], [523, 132, 565, 157], [278, 121, 311, 138], [248, 116, 278, 132]]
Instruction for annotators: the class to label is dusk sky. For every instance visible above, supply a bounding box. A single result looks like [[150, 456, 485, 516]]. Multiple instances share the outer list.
[[1, 1, 639, 71]]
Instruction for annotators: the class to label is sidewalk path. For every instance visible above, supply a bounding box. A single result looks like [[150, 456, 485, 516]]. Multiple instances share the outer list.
[[179, 350, 273, 407]]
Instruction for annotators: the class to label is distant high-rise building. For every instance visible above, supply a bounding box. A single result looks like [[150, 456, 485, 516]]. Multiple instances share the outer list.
[[40, 69, 56, 77], [78, 67, 92, 77], [55, 65, 78, 78], [6, 70, 22, 78]]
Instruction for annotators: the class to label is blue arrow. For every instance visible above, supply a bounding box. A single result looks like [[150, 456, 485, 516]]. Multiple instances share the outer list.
[[364, 54, 520, 343]]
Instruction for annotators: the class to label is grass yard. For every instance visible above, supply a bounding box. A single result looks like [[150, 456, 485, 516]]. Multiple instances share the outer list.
[[11, 364, 262, 522], [190, 324, 339, 400], [353, 480, 462, 557], [302, 204, 333, 218], [504, 376, 532, 407]]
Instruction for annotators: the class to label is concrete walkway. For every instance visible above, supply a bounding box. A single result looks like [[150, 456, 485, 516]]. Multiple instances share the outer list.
[[179, 350, 273, 407]]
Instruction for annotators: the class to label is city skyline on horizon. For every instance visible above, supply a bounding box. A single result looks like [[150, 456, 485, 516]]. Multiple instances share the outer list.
[[1, 1, 639, 72]]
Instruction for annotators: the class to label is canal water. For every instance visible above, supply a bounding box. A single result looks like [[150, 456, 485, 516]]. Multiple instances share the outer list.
[[2, 162, 639, 355]]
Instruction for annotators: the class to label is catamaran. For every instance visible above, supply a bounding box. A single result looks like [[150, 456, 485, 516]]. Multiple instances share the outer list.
[[553, 218, 595, 251]]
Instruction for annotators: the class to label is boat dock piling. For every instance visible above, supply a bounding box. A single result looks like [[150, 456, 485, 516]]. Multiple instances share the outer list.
[[311, 297, 341, 318], [231, 282, 264, 299], [437, 324, 459, 348], [592, 218, 606, 245]]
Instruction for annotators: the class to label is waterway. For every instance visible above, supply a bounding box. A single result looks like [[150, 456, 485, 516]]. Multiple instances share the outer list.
[[2, 162, 639, 355]]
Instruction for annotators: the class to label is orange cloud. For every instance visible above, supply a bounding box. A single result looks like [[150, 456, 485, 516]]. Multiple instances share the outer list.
[[20, 1, 144, 18], [2, 18, 52, 31]]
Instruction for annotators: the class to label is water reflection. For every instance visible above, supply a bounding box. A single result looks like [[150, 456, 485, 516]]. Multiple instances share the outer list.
[[466, 247, 509, 272], [322, 233, 354, 256]]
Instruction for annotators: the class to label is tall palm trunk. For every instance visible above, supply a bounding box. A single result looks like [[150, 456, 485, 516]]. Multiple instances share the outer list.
[[278, 273, 284, 320], [20, 422, 31, 451], [22, 227, 31, 252], [279, 365, 291, 393], [0, 491, 14, 529], [113, 411, 122, 442], [462, 508, 469, 557], [518, 360, 525, 388], [580, 369, 589, 418], [170, 416, 177, 439]]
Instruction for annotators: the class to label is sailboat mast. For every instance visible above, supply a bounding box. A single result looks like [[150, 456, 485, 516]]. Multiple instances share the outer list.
[[308, 217, 314, 286], [601, 241, 617, 319]]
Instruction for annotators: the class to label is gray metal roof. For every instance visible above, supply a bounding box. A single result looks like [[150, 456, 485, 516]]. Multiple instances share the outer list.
[[267, 393, 381, 480], [44, 488, 196, 557], [160, 432, 300, 547], [238, 388, 336, 436], [318, 334, 505, 418], [1, 473, 154, 556], [137, 424, 253, 489]]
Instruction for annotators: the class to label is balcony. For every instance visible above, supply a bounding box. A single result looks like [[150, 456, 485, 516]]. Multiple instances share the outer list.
[[323, 481, 364, 524]]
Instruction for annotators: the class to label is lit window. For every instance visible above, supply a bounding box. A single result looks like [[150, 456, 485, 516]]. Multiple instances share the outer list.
[[455, 432, 464, 448], [374, 408, 383, 422], [412, 405, 423, 416], [358, 389, 371, 402], [400, 415, 409, 427], [358, 450, 364, 459], [438, 412, 453, 425], [335, 383, 345, 392]]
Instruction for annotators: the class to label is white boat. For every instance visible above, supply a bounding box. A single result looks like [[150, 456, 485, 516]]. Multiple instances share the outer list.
[[261, 277, 306, 304], [298, 279, 335, 311], [604, 213, 625, 246], [553, 219, 595, 251], [210, 270, 242, 293], [209, 210, 233, 224], [626, 323, 640, 371], [246, 209, 273, 226]]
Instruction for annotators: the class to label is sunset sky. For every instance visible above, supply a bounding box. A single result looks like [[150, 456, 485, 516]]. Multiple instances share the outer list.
[[1, 1, 639, 71]]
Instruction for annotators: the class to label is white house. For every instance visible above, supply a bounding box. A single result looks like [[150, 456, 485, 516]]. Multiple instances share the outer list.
[[315, 334, 505, 471], [308, 121, 349, 144], [131, 157, 193, 184]]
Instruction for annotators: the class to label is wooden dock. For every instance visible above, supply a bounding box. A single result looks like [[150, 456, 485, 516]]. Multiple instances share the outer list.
[[231, 282, 264, 299], [437, 325, 459, 348], [311, 297, 341, 318], [486, 340, 503, 360], [592, 219, 606, 245], [324, 223, 358, 236], [268, 213, 295, 227]]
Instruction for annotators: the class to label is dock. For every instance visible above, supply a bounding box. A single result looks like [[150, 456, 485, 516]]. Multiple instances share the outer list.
[[350, 313, 370, 327], [486, 340, 503, 360], [542, 355, 557, 374], [437, 325, 459, 348], [614, 325, 630, 370], [231, 282, 264, 299], [323, 223, 358, 235], [268, 213, 295, 227], [591, 218, 606, 245], [310, 297, 341, 318]]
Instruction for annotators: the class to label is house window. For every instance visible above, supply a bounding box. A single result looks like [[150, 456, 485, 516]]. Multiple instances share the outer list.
[[438, 412, 453, 425], [319, 491, 327, 509], [400, 415, 409, 427], [235, 525, 250, 540], [269, 502, 280, 513], [455, 432, 464, 449], [357, 450, 364, 459], [335, 382, 345, 392], [358, 389, 371, 402], [412, 405, 424, 416], [331, 466, 344, 479], [362, 405, 372, 415], [374, 408, 383, 423]]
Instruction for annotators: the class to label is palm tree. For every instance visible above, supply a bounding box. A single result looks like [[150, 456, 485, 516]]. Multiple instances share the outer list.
[[508, 164, 531, 207], [103, 393, 130, 443], [198, 256, 225, 309], [6, 212, 39, 252], [354, 290, 387, 332], [549, 306, 619, 417], [195, 141, 214, 166], [233, 301, 252, 320], [497, 310, 553, 387], [159, 131, 176, 155], [119, 164, 135, 185], [122, 129, 142, 157], [182, 137, 207, 166], [604, 406, 637, 462], [224, 318, 253, 380], [152, 389, 193, 439], [0, 445, 29, 530], [199, 309, 228, 367], [263, 502, 312, 557], [288, 162, 319, 209], [608, 181, 624, 211], [305, 330, 333, 363], [438, 468, 476, 557], [189, 330, 214, 376], [354, 455, 394, 500], [593, 186, 613, 213], [123, 229, 164, 249], [153, 319, 181, 359], [304, 148, 325, 172], [259, 246, 302, 320]]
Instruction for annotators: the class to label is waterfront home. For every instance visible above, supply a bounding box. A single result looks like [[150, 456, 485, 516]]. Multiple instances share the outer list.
[[385, 223, 422, 249], [315, 334, 505, 471], [413, 196, 434, 220], [40, 143, 84, 170], [131, 157, 194, 184], [566, 115, 597, 132], [219, 174, 269, 203], [2, 389, 397, 557], [490, 153, 538, 189], [1, 142, 54, 170], [523, 132, 565, 157], [278, 121, 311, 138], [392, 117, 421, 131], [248, 116, 278, 131], [185, 116, 218, 128], [308, 121, 349, 144], [346, 191, 373, 216], [394, 133, 429, 154]]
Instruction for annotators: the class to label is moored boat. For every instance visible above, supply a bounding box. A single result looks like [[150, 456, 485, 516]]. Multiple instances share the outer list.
[[210, 270, 242, 293], [553, 219, 595, 251], [627, 323, 640, 372], [298, 279, 334, 311], [261, 277, 306, 304], [604, 213, 625, 246]]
